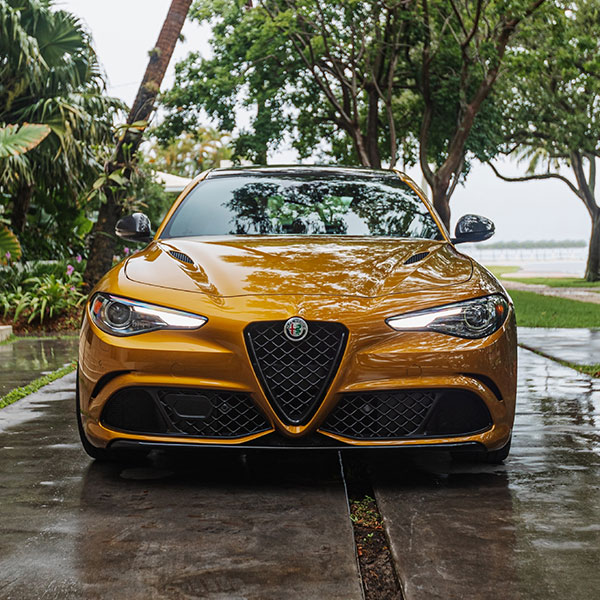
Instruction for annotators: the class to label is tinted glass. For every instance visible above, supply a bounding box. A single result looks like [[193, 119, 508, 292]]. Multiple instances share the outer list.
[[161, 172, 440, 239]]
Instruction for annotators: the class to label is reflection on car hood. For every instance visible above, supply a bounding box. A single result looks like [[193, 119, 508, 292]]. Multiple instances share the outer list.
[[124, 236, 473, 298]]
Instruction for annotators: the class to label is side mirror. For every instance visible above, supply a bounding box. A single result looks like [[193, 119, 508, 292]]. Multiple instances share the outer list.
[[452, 214, 495, 244], [115, 212, 153, 243]]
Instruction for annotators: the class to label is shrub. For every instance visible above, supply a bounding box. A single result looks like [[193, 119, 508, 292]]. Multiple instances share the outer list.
[[0, 260, 85, 324]]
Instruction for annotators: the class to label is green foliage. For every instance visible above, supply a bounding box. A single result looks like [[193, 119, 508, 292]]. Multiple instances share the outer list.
[[0, 224, 21, 263], [149, 126, 232, 177], [0, 362, 76, 409], [0, 259, 86, 324], [502, 0, 600, 160], [0, 123, 50, 158], [0, 0, 125, 259], [159, 0, 541, 179]]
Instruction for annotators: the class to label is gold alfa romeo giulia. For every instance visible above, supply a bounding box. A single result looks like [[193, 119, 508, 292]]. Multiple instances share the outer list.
[[77, 166, 516, 462]]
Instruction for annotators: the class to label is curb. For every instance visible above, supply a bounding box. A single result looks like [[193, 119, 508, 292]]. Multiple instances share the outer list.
[[0, 325, 12, 342]]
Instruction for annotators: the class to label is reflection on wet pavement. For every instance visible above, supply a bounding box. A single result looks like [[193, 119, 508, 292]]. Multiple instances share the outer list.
[[1, 348, 599, 598], [374, 348, 600, 600], [0, 373, 361, 600], [518, 326, 600, 367], [0, 337, 78, 396]]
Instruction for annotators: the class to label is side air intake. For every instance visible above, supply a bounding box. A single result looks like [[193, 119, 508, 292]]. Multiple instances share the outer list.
[[404, 251, 430, 265], [169, 250, 194, 264]]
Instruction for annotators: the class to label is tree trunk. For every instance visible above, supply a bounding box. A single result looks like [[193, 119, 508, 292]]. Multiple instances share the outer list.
[[83, 188, 123, 285], [365, 88, 381, 168], [585, 210, 600, 282], [11, 184, 34, 234], [431, 178, 451, 231], [83, 0, 192, 289], [127, 0, 192, 127]]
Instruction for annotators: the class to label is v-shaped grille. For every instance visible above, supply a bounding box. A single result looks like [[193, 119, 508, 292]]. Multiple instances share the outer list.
[[245, 320, 348, 425]]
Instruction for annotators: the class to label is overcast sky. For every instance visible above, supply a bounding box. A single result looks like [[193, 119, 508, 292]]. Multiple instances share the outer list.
[[59, 0, 591, 243]]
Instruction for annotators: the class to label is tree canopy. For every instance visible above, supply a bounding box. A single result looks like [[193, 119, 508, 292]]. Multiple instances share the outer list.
[[159, 0, 547, 226], [490, 0, 600, 280]]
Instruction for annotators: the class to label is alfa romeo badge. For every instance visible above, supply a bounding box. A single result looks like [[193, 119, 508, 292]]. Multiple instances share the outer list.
[[284, 317, 309, 341]]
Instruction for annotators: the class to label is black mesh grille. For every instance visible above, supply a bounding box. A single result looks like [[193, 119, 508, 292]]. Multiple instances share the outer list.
[[404, 251, 430, 265], [168, 250, 194, 264], [321, 389, 493, 440], [158, 389, 270, 438], [101, 387, 270, 439], [321, 390, 436, 439], [245, 320, 348, 425]]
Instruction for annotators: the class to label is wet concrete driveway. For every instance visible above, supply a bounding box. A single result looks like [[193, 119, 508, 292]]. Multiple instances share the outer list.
[[0, 337, 78, 396], [0, 372, 361, 599], [0, 348, 599, 599], [374, 348, 600, 599]]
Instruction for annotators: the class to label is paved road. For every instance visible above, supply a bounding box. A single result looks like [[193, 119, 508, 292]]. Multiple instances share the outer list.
[[374, 348, 600, 600], [0, 373, 362, 600], [1, 349, 599, 599]]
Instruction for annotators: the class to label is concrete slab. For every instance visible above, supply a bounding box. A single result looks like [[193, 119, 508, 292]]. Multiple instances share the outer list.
[[518, 326, 600, 366], [0, 325, 12, 342], [374, 348, 600, 600], [0, 336, 78, 396], [0, 374, 363, 600]]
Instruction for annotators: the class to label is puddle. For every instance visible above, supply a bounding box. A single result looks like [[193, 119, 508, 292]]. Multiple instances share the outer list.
[[0, 337, 78, 397]]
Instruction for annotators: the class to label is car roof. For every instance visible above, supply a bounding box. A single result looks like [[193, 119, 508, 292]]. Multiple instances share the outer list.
[[205, 165, 400, 180]]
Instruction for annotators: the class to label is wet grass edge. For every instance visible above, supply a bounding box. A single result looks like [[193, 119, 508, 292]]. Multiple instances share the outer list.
[[519, 343, 600, 378], [0, 362, 77, 409], [0, 334, 17, 346]]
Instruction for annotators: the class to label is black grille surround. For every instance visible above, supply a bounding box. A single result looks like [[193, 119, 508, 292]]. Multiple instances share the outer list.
[[245, 320, 348, 425], [101, 387, 271, 439], [321, 389, 492, 440]]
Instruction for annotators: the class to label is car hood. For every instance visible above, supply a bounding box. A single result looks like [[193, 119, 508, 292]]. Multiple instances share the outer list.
[[124, 236, 473, 298]]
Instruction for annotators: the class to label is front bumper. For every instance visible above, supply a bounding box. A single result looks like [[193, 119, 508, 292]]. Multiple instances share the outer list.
[[78, 301, 517, 452]]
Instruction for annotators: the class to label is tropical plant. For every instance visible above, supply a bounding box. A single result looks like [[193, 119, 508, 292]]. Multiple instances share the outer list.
[[83, 0, 193, 288], [0, 123, 50, 262], [0, 264, 85, 324], [0, 0, 124, 250], [0, 224, 21, 264], [149, 126, 232, 178], [0, 123, 50, 158]]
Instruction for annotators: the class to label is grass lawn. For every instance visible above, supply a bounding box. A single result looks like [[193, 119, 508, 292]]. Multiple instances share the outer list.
[[486, 265, 521, 278], [510, 290, 600, 328], [507, 276, 600, 289]]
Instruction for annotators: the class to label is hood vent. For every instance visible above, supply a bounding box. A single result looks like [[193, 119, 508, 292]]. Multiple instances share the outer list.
[[404, 251, 430, 265], [168, 250, 194, 265]]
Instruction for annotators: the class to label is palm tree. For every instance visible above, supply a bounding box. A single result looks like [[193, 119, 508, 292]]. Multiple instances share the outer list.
[[83, 0, 193, 287], [0, 0, 124, 234], [0, 123, 50, 262]]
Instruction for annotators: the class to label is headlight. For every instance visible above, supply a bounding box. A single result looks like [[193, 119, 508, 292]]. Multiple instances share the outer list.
[[90, 293, 207, 336], [386, 294, 509, 339]]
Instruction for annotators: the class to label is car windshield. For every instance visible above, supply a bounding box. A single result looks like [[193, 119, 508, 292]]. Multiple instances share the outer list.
[[161, 170, 441, 239]]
